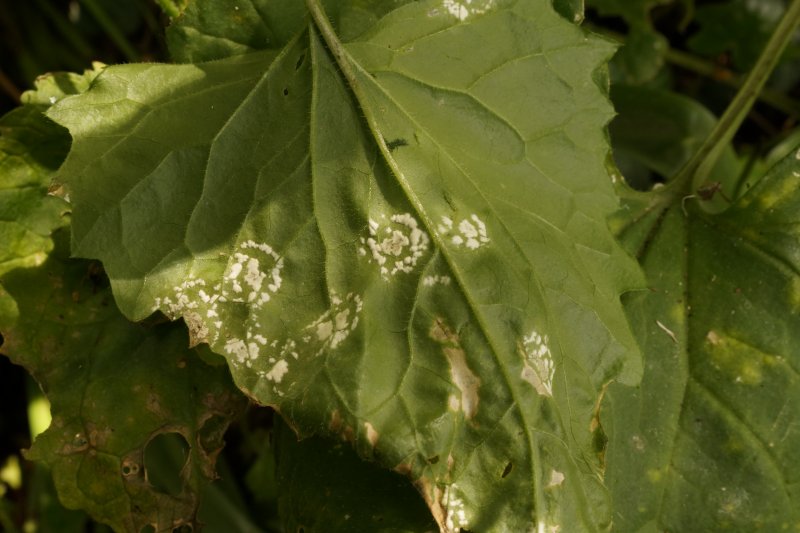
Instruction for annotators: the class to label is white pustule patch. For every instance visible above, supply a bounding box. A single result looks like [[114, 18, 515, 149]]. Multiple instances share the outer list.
[[152, 240, 286, 369], [520, 330, 555, 397], [547, 469, 565, 488], [305, 292, 363, 355], [438, 214, 490, 250], [359, 213, 430, 279], [442, 0, 496, 21], [265, 359, 289, 383], [423, 274, 452, 287], [443, 483, 469, 531], [222, 240, 283, 307]]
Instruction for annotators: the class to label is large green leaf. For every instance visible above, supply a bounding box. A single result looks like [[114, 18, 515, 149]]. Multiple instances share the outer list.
[[0, 231, 247, 532], [49, 1, 642, 530], [605, 148, 800, 531]]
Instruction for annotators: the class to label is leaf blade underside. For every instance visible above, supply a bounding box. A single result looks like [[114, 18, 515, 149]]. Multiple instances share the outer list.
[[49, 1, 642, 530]]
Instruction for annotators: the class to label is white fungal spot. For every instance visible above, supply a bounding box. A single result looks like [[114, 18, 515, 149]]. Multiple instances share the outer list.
[[447, 394, 460, 411], [520, 330, 554, 397], [547, 470, 565, 488], [442, 0, 496, 21], [265, 360, 289, 383], [422, 275, 451, 287], [222, 241, 283, 307], [153, 240, 285, 367], [438, 214, 490, 250], [224, 338, 250, 364], [359, 213, 429, 279], [305, 293, 363, 355], [443, 484, 469, 531]]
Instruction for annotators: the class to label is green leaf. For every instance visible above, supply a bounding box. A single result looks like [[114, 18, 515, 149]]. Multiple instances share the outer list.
[[605, 148, 800, 531], [0, 67, 102, 327], [49, 1, 642, 530], [274, 418, 437, 532], [0, 231, 247, 532], [609, 26, 668, 84]]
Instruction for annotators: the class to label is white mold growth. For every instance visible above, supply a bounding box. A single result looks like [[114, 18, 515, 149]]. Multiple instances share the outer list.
[[265, 360, 289, 383], [153, 240, 286, 368], [547, 469, 565, 488], [305, 292, 363, 355], [222, 240, 284, 307], [443, 483, 469, 531], [423, 274, 452, 287], [438, 214, 490, 250], [520, 330, 554, 396], [442, 0, 497, 21], [358, 213, 430, 279]]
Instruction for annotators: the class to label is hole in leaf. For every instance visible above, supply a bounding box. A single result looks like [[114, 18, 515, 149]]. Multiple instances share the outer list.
[[121, 458, 140, 478], [140, 526, 155, 533], [295, 54, 305, 70], [144, 432, 189, 496], [173, 526, 192, 533], [426, 455, 439, 464], [501, 461, 513, 478], [283, 88, 289, 96]]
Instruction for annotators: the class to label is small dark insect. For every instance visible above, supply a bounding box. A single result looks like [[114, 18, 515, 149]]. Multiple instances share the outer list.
[[696, 181, 731, 202], [682, 181, 731, 215], [385, 137, 408, 152]]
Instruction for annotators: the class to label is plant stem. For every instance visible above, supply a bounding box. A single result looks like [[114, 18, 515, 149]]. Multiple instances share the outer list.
[[153, 0, 181, 19], [670, 0, 800, 194]]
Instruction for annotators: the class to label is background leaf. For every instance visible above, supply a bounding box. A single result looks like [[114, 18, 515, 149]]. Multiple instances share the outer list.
[[274, 418, 437, 532], [0, 231, 247, 532], [608, 84, 742, 192], [0, 67, 101, 327], [166, 0, 306, 62], [605, 147, 800, 531]]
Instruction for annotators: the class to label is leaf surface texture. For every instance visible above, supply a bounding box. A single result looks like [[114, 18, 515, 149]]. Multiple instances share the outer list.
[[49, 1, 642, 529]]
